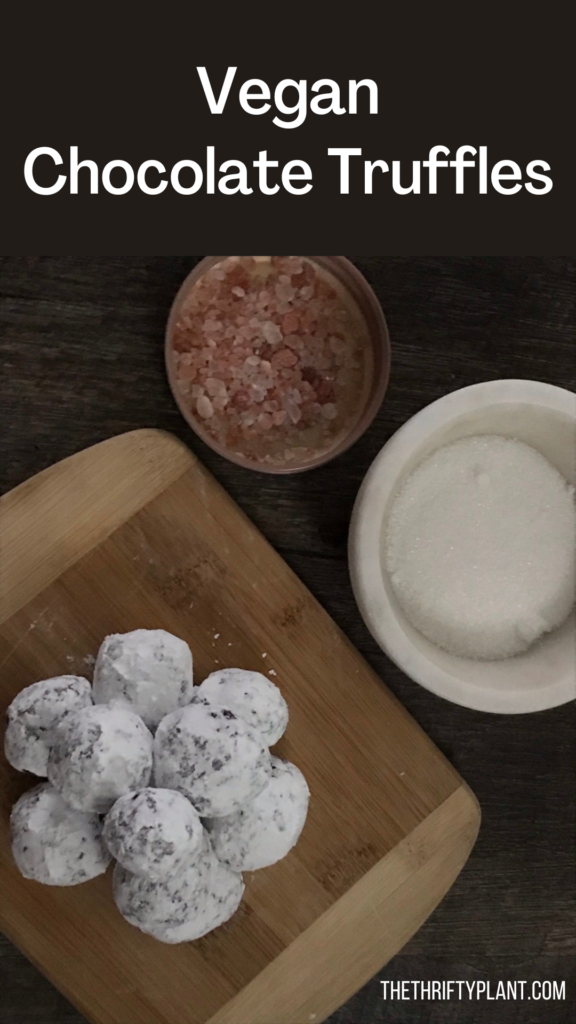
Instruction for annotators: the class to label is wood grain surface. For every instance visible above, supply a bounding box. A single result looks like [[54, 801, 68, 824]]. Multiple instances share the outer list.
[[0, 429, 478, 1024], [0, 256, 574, 1024]]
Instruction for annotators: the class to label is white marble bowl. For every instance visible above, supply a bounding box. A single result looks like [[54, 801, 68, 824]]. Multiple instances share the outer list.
[[349, 380, 576, 713]]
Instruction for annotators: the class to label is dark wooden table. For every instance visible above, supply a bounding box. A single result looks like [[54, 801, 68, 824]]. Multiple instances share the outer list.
[[1, 257, 574, 1024]]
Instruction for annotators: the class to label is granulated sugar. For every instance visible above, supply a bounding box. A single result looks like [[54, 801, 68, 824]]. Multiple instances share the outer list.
[[384, 435, 576, 660]]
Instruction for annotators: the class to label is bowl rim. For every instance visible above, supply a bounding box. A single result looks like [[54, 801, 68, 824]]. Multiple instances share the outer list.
[[165, 255, 391, 474], [348, 379, 576, 714]]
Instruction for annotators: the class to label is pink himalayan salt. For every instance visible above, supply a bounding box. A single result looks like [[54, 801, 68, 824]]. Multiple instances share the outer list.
[[282, 312, 299, 334], [171, 256, 370, 465], [272, 348, 298, 368], [262, 321, 283, 346], [321, 403, 338, 420], [197, 395, 214, 419]]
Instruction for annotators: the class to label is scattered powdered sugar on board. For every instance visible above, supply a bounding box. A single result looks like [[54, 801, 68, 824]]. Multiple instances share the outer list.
[[384, 435, 576, 660]]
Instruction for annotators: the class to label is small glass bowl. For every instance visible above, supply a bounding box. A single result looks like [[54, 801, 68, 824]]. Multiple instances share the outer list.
[[165, 256, 391, 473]]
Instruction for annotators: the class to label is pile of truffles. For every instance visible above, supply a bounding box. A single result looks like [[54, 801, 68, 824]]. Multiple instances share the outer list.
[[5, 629, 309, 944]]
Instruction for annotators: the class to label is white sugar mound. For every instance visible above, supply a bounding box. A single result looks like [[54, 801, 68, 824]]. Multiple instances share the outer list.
[[10, 783, 111, 885], [93, 629, 194, 730], [206, 756, 310, 871], [47, 704, 153, 813], [197, 668, 288, 746], [385, 435, 576, 660], [5, 676, 93, 777], [104, 788, 203, 881]]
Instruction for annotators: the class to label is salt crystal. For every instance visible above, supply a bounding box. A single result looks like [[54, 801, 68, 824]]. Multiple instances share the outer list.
[[385, 436, 576, 660], [285, 257, 304, 274], [329, 335, 347, 355], [321, 403, 337, 420], [205, 377, 226, 395], [282, 312, 299, 334], [196, 395, 214, 419], [275, 280, 296, 303], [249, 384, 267, 404], [283, 398, 301, 424], [231, 286, 246, 298], [284, 334, 304, 352], [262, 321, 283, 346]]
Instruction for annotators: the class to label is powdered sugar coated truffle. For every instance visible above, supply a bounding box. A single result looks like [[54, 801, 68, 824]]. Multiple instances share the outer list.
[[155, 856, 244, 943], [197, 668, 288, 746], [10, 783, 111, 885], [113, 832, 244, 943], [206, 756, 310, 871], [5, 676, 93, 777], [47, 704, 153, 813], [154, 701, 271, 817], [93, 629, 194, 730], [104, 788, 203, 881]]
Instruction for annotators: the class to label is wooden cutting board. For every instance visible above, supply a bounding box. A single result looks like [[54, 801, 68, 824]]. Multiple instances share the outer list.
[[0, 430, 480, 1024]]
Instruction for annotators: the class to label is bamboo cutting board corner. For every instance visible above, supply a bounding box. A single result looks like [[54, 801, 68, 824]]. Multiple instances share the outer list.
[[0, 429, 480, 1024]]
